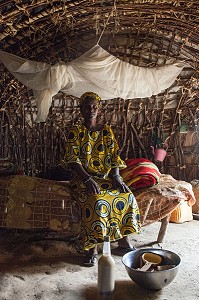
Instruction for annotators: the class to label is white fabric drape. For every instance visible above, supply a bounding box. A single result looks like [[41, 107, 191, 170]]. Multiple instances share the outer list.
[[0, 45, 186, 122]]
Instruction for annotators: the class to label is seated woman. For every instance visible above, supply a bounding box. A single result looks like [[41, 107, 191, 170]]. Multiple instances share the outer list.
[[62, 92, 141, 266]]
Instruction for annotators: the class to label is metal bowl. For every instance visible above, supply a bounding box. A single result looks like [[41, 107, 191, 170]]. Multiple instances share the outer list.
[[122, 248, 181, 290]]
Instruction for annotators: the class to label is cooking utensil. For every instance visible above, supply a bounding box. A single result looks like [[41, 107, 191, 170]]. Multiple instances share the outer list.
[[139, 252, 162, 271]]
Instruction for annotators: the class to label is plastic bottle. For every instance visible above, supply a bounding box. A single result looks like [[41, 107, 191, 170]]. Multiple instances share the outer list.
[[98, 235, 115, 295]]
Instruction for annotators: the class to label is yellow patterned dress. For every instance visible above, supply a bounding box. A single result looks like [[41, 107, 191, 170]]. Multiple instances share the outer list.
[[63, 123, 141, 250]]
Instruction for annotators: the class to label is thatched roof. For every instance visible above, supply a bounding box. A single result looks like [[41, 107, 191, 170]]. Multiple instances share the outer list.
[[0, 1, 198, 62]]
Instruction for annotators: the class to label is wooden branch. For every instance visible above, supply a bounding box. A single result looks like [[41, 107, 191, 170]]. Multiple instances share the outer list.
[[131, 123, 148, 158], [157, 215, 170, 243]]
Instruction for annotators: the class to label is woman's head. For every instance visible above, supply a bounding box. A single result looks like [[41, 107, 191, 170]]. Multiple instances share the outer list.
[[80, 92, 101, 105], [80, 92, 101, 120]]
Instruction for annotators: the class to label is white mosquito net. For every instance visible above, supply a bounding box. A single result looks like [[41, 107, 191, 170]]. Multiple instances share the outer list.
[[0, 45, 187, 122]]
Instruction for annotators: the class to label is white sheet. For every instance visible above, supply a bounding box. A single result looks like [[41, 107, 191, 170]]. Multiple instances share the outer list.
[[0, 45, 187, 122]]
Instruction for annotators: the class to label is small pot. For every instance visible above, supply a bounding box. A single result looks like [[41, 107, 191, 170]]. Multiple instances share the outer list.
[[151, 143, 168, 162]]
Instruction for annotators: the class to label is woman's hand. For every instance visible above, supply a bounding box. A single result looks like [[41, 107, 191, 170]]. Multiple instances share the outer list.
[[84, 177, 101, 195], [112, 175, 131, 193]]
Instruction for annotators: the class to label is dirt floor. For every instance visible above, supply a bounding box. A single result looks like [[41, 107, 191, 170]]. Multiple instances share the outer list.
[[0, 219, 198, 300]]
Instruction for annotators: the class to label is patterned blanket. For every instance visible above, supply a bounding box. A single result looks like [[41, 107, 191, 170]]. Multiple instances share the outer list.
[[120, 158, 161, 190]]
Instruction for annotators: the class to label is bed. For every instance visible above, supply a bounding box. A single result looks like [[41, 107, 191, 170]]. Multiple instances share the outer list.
[[0, 173, 195, 245]]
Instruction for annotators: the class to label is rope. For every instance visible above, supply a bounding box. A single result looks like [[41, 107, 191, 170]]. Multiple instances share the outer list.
[[97, 0, 117, 45]]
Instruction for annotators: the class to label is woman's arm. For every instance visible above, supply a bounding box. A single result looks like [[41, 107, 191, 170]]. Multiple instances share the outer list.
[[107, 126, 131, 193], [109, 168, 131, 193], [70, 162, 90, 182], [70, 162, 100, 195]]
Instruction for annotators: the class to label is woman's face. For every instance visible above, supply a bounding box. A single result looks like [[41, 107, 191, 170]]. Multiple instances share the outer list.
[[80, 97, 99, 120]]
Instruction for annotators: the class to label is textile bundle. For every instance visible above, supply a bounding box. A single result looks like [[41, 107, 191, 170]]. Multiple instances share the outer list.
[[134, 174, 196, 226], [120, 158, 161, 190]]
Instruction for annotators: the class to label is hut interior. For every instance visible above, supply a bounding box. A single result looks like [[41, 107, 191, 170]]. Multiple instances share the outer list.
[[0, 0, 198, 181], [0, 1, 199, 299]]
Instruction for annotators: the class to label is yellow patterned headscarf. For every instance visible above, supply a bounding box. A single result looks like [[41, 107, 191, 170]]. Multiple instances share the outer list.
[[80, 92, 101, 106]]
